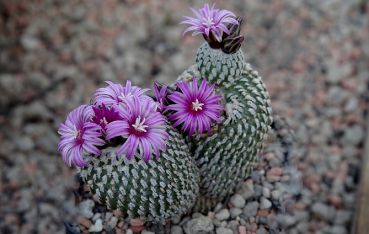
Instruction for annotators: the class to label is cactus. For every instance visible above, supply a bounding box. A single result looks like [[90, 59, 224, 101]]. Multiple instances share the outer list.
[[179, 8, 273, 211], [79, 125, 199, 222], [57, 3, 273, 223]]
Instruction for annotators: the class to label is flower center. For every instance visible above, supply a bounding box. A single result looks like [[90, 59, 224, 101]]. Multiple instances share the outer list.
[[203, 17, 214, 27], [132, 116, 148, 133], [118, 92, 133, 102], [73, 125, 81, 139], [192, 99, 204, 111], [100, 117, 108, 125]]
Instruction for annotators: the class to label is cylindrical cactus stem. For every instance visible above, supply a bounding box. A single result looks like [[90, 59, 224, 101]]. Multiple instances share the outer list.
[[78, 125, 200, 222], [179, 41, 273, 212]]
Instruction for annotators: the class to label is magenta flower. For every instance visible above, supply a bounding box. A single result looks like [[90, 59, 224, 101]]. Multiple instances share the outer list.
[[153, 81, 169, 112], [93, 81, 149, 107], [167, 78, 223, 136], [180, 3, 238, 42], [105, 97, 168, 161], [58, 105, 105, 167], [91, 103, 121, 133]]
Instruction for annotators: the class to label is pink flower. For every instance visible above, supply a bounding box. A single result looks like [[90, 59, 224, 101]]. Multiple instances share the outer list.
[[105, 97, 168, 161], [93, 81, 149, 107], [91, 103, 121, 134], [180, 3, 238, 42], [58, 105, 105, 167], [167, 78, 223, 136], [153, 81, 169, 112]]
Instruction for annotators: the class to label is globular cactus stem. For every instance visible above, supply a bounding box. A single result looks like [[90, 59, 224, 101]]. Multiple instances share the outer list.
[[79, 125, 199, 222]]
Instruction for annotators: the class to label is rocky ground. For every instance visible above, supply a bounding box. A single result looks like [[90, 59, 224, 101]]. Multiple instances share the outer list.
[[0, 0, 368, 233]]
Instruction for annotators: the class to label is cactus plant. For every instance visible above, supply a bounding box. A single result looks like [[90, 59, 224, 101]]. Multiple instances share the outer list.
[[57, 82, 200, 223], [57, 2, 273, 224], [178, 5, 273, 211]]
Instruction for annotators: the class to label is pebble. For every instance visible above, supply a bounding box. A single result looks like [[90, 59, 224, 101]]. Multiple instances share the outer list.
[[334, 210, 351, 225], [230, 208, 242, 218], [142, 231, 155, 234], [230, 194, 246, 208], [215, 209, 230, 221], [260, 197, 272, 209], [171, 225, 183, 234], [184, 216, 214, 234], [88, 219, 103, 232], [78, 199, 95, 219], [216, 227, 233, 234], [344, 125, 364, 145], [311, 203, 335, 221], [238, 181, 255, 200], [107, 216, 118, 229], [243, 202, 259, 218], [256, 227, 268, 234]]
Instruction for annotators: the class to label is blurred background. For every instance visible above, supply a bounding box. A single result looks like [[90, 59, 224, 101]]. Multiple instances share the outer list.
[[0, 0, 368, 233]]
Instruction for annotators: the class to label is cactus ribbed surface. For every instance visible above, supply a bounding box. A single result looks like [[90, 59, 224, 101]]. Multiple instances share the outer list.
[[79, 126, 199, 222], [188, 42, 273, 211]]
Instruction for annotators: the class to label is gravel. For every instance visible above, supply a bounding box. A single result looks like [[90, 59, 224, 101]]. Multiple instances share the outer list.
[[0, 0, 367, 233], [183, 216, 214, 234]]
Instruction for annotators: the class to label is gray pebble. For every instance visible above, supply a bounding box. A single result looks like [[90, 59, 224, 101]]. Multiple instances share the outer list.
[[256, 227, 268, 234], [107, 216, 118, 230], [89, 219, 103, 233], [215, 209, 230, 221], [142, 231, 155, 234], [78, 199, 94, 219], [330, 225, 347, 234], [184, 216, 214, 234], [230, 207, 242, 218], [334, 210, 351, 225], [311, 203, 335, 221], [171, 225, 183, 234], [216, 227, 233, 234], [344, 125, 364, 145], [230, 194, 245, 208], [260, 197, 272, 209], [238, 182, 255, 200], [243, 201, 259, 218]]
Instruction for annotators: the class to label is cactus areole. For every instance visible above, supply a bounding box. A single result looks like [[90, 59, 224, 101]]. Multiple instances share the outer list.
[[57, 3, 272, 223]]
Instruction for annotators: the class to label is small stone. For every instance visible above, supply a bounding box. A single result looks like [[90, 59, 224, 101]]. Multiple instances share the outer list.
[[311, 203, 335, 221], [107, 216, 118, 229], [260, 197, 272, 209], [230, 208, 242, 218], [126, 229, 133, 234], [344, 125, 364, 145], [256, 227, 268, 234], [296, 222, 308, 233], [171, 225, 183, 234], [267, 167, 283, 182], [79, 217, 91, 228], [271, 190, 281, 200], [238, 181, 255, 200], [277, 215, 297, 227], [238, 226, 247, 234], [334, 210, 351, 225], [216, 227, 233, 234], [330, 225, 347, 234], [184, 216, 214, 234], [262, 188, 271, 198], [78, 199, 94, 219], [243, 201, 259, 218], [89, 219, 103, 233], [230, 194, 246, 208], [21, 35, 40, 50], [215, 209, 230, 221], [141, 231, 155, 234]]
